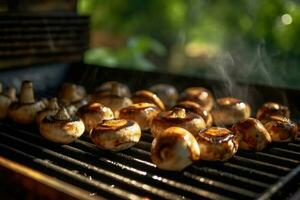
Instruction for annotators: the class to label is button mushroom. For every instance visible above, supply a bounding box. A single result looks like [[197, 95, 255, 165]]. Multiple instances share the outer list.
[[232, 118, 271, 151], [256, 102, 290, 121], [95, 81, 131, 98], [90, 119, 141, 151], [77, 102, 114, 133], [0, 84, 17, 120], [195, 127, 238, 161], [58, 83, 86, 105], [8, 81, 46, 124], [211, 97, 251, 126], [132, 90, 165, 111], [36, 98, 60, 124], [39, 107, 85, 144], [149, 84, 178, 109], [119, 103, 160, 131], [178, 87, 214, 111], [151, 107, 206, 137], [151, 127, 200, 171]]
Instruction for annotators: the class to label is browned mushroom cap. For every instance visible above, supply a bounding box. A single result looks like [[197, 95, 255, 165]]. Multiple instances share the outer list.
[[174, 101, 213, 127], [58, 83, 86, 104], [77, 102, 114, 133], [8, 81, 46, 124], [151, 127, 200, 171], [256, 102, 290, 121], [232, 118, 271, 151], [261, 116, 298, 142], [196, 127, 238, 161], [211, 97, 251, 126], [132, 90, 165, 111], [119, 103, 160, 131], [90, 119, 141, 151], [0, 85, 17, 120], [36, 98, 60, 124], [95, 81, 131, 98], [39, 107, 85, 144], [149, 84, 178, 109], [151, 107, 206, 137], [178, 87, 214, 111]]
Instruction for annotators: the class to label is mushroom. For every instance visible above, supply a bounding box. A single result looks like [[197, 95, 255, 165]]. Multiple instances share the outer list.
[[119, 103, 160, 131], [39, 107, 85, 144], [77, 102, 114, 133], [132, 90, 165, 111], [232, 118, 271, 151], [149, 84, 178, 109], [178, 87, 214, 111], [174, 101, 213, 127], [90, 119, 141, 151], [151, 127, 200, 171], [95, 81, 131, 98], [151, 107, 206, 137], [211, 97, 251, 126], [36, 98, 60, 124], [8, 81, 46, 124], [261, 115, 298, 142], [58, 83, 86, 105], [0, 84, 17, 120], [256, 102, 290, 121], [195, 127, 238, 161]]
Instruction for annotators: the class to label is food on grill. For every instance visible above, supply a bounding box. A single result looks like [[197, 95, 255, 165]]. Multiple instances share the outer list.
[[151, 127, 200, 171], [211, 97, 251, 126], [261, 115, 298, 142], [174, 101, 213, 127], [77, 102, 114, 133], [90, 119, 141, 151], [8, 81, 47, 124], [58, 83, 86, 105], [132, 90, 165, 111], [119, 103, 160, 131], [65, 98, 89, 116], [36, 97, 60, 124], [151, 107, 206, 137], [149, 84, 178, 109], [178, 87, 214, 111], [256, 102, 290, 121], [39, 107, 85, 144], [0, 84, 17, 120], [195, 127, 238, 161], [232, 118, 271, 151], [95, 81, 131, 98]]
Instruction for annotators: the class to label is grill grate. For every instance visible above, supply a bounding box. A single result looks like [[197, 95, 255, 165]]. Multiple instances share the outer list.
[[1, 121, 300, 200]]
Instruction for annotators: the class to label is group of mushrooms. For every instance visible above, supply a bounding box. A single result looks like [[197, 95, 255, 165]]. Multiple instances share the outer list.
[[0, 80, 298, 171]]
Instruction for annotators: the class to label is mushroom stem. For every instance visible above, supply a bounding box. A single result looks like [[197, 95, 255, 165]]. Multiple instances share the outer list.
[[171, 107, 186, 118], [55, 107, 70, 120], [48, 98, 59, 110], [7, 87, 16, 100], [20, 81, 35, 104]]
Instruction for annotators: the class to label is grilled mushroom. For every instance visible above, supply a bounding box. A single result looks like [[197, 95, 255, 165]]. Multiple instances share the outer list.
[[8, 81, 46, 124], [151, 127, 200, 171], [196, 127, 238, 161], [39, 107, 85, 144], [0, 84, 17, 120], [119, 103, 160, 131], [151, 107, 206, 137], [211, 97, 251, 126], [232, 118, 271, 151], [58, 83, 86, 105], [261, 116, 298, 142], [149, 84, 178, 109], [178, 87, 214, 111], [95, 81, 131, 98], [36, 98, 60, 124], [77, 103, 114, 133], [90, 119, 141, 151], [132, 90, 165, 111], [256, 102, 290, 121], [174, 101, 213, 127]]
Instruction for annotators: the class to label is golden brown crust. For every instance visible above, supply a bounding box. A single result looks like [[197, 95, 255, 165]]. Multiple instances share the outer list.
[[256, 102, 290, 121], [132, 90, 165, 111], [93, 119, 134, 132]]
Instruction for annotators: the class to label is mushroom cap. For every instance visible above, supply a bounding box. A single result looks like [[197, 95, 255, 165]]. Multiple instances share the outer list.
[[119, 103, 160, 131], [196, 127, 238, 161], [232, 118, 271, 151], [58, 83, 86, 104], [149, 84, 178, 109], [211, 97, 251, 126], [151, 127, 200, 171], [179, 87, 214, 111], [36, 98, 60, 124], [256, 102, 290, 121], [151, 107, 206, 137], [132, 90, 165, 111], [0, 94, 14, 120], [90, 119, 141, 151], [95, 81, 131, 98]]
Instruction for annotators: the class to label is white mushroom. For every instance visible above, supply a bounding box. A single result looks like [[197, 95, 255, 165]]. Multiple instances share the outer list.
[[58, 83, 86, 105], [36, 98, 60, 124], [149, 84, 178, 109], [256, 102, 290, 121], [0, 84, 17, 120], [151, 127, 200, 171], [95, 81, 131, 98], [132, 90, 165, 111]]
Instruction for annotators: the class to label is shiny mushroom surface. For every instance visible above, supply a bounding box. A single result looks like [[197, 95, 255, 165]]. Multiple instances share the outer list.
[[196, 127, 238, 161], [151, 107, 206, 137], [119, 103, 160, 131], [256, 102, 290, 121], [232, 118, 271, 151], [151, 127, 200, 171], [149, 84, 178, 109], [90, 119, 141, 151], [95, 81, 131, 98], [211, 97, 251, 126], [36, 97, 60, 124], [132, 90, 165, 111], [0, 84, 17, 120]]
